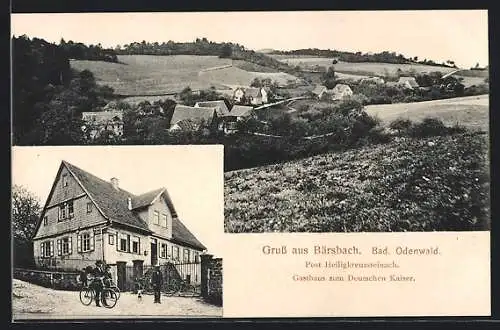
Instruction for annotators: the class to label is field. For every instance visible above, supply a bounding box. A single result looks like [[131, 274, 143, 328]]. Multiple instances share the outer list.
[[224, 132, 489, 233], [198, 66, 301, 88], [71, 55, 233, 96], [365, 94, 489, 131]]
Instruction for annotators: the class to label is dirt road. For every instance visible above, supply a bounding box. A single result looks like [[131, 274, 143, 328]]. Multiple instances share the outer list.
[[364, 94, 489, 131], [12, 279, 222, 320]]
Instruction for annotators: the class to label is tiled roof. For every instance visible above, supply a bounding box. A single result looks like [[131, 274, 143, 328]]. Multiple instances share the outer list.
[[398, 76, 419, 88], [170, 105, 216, 128], [244, 88, 261, 98], [195, 100, 230, 116], [311, 85, 327, 96], [62, 161, 206, 250], [228, 105, 254, 117], [82, 111, 123, 125]]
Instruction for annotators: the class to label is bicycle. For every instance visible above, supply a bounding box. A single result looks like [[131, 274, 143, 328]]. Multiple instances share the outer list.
[[164, 278, 198, 297], [104, 278, 121, 300], [79, 278, 119, 308]]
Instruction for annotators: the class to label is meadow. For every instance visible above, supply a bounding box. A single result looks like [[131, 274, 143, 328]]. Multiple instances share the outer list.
[[224, 131, 489, 233], [71, 55, 233, 96], [364, 94, 489, 131]]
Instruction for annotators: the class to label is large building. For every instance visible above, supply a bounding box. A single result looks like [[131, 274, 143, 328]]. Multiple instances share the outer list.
[[32, 161, 206, 286]]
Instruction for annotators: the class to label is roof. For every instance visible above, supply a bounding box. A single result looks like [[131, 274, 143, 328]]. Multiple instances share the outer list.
[[311, 85, 327, 96], [332, 84, 353, 94], [228, 105, 254, 117], [57, 161, 206, 250], [398, 76, 419, 88], [244, 88, 261, 98], [170, 105, 216, 127], [82, 111, 123, 124], [195, 100, 229, 116]]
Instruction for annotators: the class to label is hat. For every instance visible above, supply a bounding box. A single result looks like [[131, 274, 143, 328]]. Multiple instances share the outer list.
[[96, 260, 103, 265]]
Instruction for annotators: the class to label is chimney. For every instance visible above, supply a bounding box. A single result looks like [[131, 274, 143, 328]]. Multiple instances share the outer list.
[[127, 197, 132, 210], [110, 177, 119, 190]]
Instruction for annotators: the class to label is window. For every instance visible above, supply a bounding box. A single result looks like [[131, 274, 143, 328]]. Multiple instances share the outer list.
[[172, 246, 180, 261], [183, 248, 190, 262], [82, 233, 91, 252], [161, 214, 168, 228], [108, 234, 114, 245], [119, 233, 128, 252], [194, 252, 200, 263], [160, 243, 167, 258], [87, 202, 92, 213], [41, 241, 53, 257], [153, 211, 160, 225], [62, 174, 68, 187], [43, 216, 48, 226], [58, 201, 74, 221], [132, 236, 140, 254], [57, 236, 72, 255]]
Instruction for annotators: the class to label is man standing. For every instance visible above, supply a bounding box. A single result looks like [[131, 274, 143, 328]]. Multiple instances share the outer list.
[[151, 265, 163, 304], [92, 260, 106, 307]]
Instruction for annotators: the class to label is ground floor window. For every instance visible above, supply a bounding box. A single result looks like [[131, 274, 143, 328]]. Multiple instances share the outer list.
[[57, 236, 72, 255], [132, 236, 140, 254], [160, 243, 167, 258]]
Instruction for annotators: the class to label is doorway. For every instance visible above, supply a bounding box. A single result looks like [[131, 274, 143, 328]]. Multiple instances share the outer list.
[[150, 238, 158, 266], [116, 261, 126, 291]]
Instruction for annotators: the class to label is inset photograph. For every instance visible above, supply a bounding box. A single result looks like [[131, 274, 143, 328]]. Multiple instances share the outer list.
[[12, 146, 223, 320]]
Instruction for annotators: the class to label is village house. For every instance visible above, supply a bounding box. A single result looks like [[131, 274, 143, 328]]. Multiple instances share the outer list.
[[233, 87, 269, 105], [331, 84, 354, 101], [222, 105, 254, 134], [32, 161, 207, 287], [81, 111, 124, 139], [194, 100, 230, 117], [397, 76, 420, 89], [360, 77, 386, 85], [169, 105, 218, 131]]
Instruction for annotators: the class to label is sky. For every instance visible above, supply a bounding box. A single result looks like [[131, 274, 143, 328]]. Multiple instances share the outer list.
[[11, 10, 488, 69], [11, 146, 226, 257]]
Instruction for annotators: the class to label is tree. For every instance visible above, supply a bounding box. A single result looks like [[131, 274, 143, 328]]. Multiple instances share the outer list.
[[219, 43, 233, 58], [12, 185, 41, 267], [250, 78, 262, 88]]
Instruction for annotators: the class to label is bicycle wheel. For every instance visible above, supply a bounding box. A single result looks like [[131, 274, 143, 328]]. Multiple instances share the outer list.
[[180, 284, 197, 297], [101, 288, 118, 309], [164, 281, 180, 296], [112, 286, 121, 300], [79, 287, 93, 306]]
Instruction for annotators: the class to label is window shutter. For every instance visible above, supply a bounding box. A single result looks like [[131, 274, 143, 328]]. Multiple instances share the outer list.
[[49, 241, 54, 257], [57, 239, 62, 256], [127, 234, 130, 253], [77, 234, 82, 253], [40, 242, 44, 257], [90, 232, 95, 251], [69, 237, 73, 254], [138, 237, 141, 254], [116, 233, 119, 251]]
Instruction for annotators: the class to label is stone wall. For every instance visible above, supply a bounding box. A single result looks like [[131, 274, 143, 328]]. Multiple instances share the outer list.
[[206, 257, 223, 306], [13, 268, 80, 291]]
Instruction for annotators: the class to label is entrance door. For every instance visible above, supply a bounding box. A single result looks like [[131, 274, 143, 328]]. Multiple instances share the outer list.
[[116, 261, 126, 291], [150, 238, 158, 266]]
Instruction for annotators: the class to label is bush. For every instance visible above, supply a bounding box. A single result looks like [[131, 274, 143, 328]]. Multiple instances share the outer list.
[[409, 117, 447, 138], [389, 118, 413, 133]]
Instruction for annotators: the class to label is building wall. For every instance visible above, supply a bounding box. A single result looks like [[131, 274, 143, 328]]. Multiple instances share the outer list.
[[136, 195, 173, 239], [104, 227, 149, 266], [35, 166, 108, 239]]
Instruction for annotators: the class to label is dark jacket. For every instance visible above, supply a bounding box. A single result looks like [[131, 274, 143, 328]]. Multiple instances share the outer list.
[[151, 270, 163, 287]]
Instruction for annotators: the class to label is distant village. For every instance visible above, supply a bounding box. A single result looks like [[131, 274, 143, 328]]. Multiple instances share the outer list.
[[80, 72, 439, 140]]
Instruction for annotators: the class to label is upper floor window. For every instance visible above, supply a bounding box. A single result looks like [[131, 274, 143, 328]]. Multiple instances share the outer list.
[[87, 202, 92, 213], [153, 211, 160, 225], [118, 233, 128, 252], [131, 236, 140, 254], [62, 174, 68, 187], [183, 248, 190, 262], [161, 214, 168, 228], [172, 246, 180, 261], [194, 252, 200, 263], [43, 216, 48, 226], [108, 234, 115, 245], [58, 201, 74, 221]]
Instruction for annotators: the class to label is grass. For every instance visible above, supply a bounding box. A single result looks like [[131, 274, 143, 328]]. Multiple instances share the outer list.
[[224, 131, 490, 233], [364, 94, 489, 131], [71, 55, 233, 96]]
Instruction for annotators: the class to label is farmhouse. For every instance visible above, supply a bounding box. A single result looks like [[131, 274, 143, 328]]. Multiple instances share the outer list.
[[169, 105, 217, 131], [331, 84, 354, 100], [222, 105, 254, 134], [194, 100, 230, 116], [233, 87, 269, 105], [32, 161, 206, 286], [81, 111, 124, 139], [397, 76, 420, 89]]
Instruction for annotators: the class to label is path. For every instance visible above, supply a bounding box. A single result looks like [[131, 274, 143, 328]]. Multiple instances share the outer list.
[[12, 279, 222, 320]]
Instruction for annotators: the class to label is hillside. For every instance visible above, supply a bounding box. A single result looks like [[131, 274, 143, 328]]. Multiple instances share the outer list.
[[364, 94, 489, 131], [225, 132, 489, 233]]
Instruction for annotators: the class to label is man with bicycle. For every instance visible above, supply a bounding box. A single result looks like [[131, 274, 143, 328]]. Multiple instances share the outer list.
[[90, 260, 106, 307]]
